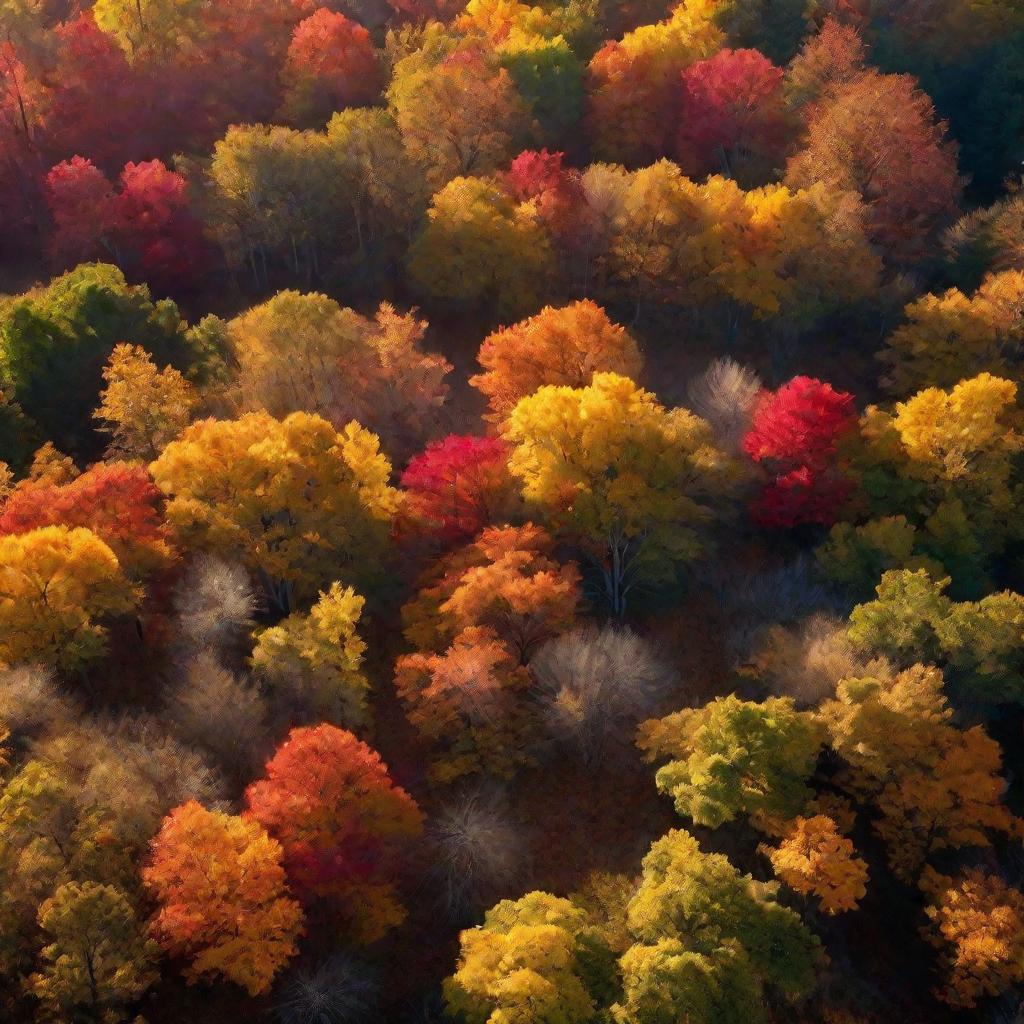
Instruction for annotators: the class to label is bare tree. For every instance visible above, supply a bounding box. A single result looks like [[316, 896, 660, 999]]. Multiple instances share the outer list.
[[172, 555, 257, 659], [276, 954, 378, 1024], [705, 557, 843, 665], [749, 612, 891, 707], [686, 357, 762, 452], [0, 664, 80, 741], [530, 625, 676, 766], [426, 787, 527, 924], [166, 651, 270, 775]]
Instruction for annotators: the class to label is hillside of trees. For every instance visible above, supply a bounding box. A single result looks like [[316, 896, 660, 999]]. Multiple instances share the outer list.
[[1, 1, 1024, 1022]]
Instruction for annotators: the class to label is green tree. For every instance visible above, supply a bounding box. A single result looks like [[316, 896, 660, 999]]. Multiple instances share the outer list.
[[637, 695, 824, 829], [29, 881, 158, 1023], [0, 264, 202, 458], [623, 830, 821, 1012]]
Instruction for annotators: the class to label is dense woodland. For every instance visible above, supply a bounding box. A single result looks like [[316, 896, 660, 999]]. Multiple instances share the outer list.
[[1, 0, 1024, 1022]]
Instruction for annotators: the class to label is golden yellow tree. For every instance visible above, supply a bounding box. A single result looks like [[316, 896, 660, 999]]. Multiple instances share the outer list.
[[818, 664, 1019, 881], [504, 372, 734, 614], [251, 582, 370, 730], [150, 411, 400, 611], [879, 269, 1024, 395], [920, 867, 1024, 1008], [0, 525, 137, 671], [766, 815, 868, 914], [94, 343, 196, 462], [407, 175, 555, 319]]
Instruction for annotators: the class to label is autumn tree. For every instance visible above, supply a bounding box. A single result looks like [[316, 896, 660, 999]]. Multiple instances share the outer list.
[[742, 376, 857, 528], [845, 568, 1024, 707], [686, 357, 761, 452], [427, 790, 526, 922], [325, 106, 427, 253], [844, 373, 1024, 595], [504, 372, 734, 614], [171, 554, 256, 659], [531, 625, 675, 766], [500, 36, 584, 146], [785, 69, 962, 262], [920, 867, 1024, 1008], [400, 435, 517, 544], [149, 411, 400, 611], [389, 48, 533, 189], [39, 13, 151, 171], [44, 156, 118, 267], [407, 174, 555, 319], [224, 291, 450, 462], [638, 695, 824, 830], [401, 523, 580, 662], [29, 881, 158, 1022], [818, 663, 1018, 880], [470, 300, 643, 425], [251, 582, 370, 731], [783, 16, 865, 109], [110, 159, 208, 289], [620, 829, 822, 1024], [675, 47, 788, 183], [245, 725, 423, 942], [396, 627, 535, 783], [444, 891, 603, 1024], [585, 0, 724, 165], [0, 460, 174, 577], [765, 815, 868, 914], [281, 9, 383, 128], [0, 263, 202, 458], [166, 653, 269, 777], [878, 269, 1024, 395], [0, 525, 137, 671], [143, 801, 303, 996], [93, 343, 196, 461]]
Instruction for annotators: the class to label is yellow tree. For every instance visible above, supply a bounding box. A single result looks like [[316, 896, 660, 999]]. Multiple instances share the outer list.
[[92, 0, 205, 59], [637, 695, 825, 830], [818, 664, 1019, 881], [504, 372, 734, 614], [0, 525, 137, 671], [29, 881, 158, 1022], [726, 181, 880, 323], [225, 292, 450, 461], [94, 343, 196, 462], [470, 300, 643, 425], [407, 175, 555, 319], [143, 801, 303, 996], [879, 269, 1024, 395], [444, 891, 598, 1024], [765, 815, 868, 914], [251, 582, 370, 731], [388, 47, 534, 190], [607, 160, 735, 311], [149, 411, 400, 612], [848, 373, 1024, 595], [920, 867, 1024, 1008], [623, 829, 822, 1012]]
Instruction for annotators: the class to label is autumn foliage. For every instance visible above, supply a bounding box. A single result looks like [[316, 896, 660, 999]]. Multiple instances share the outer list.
[[401, 435, 517, 543], [143, 801, 304, 995], [675, 47, 788, 180], [743, 376, 857, 528], [245, 725, 423, 942]]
